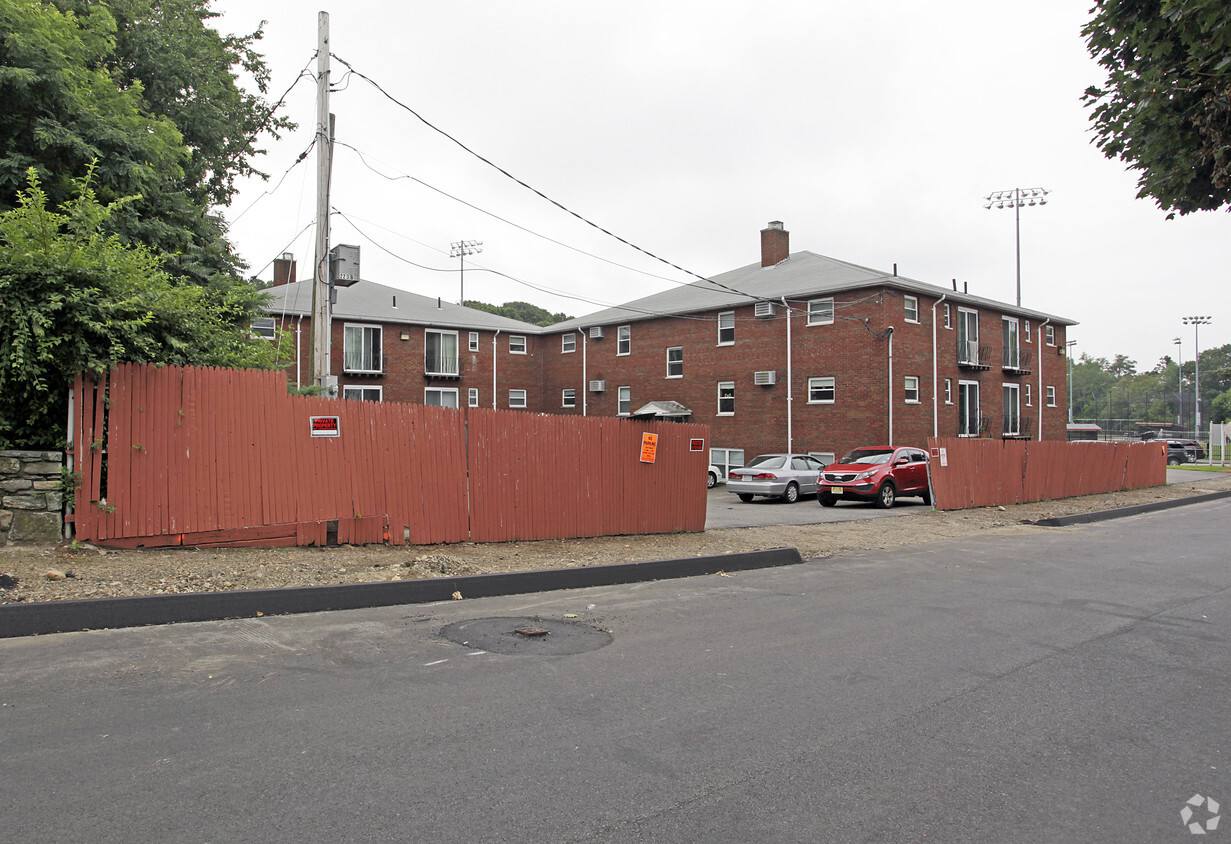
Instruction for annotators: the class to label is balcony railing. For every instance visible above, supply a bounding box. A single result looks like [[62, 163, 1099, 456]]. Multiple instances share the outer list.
[[958, 342, 993, 370], [1002, 414, 1035, 439], [1002, 346, 1034, 375]]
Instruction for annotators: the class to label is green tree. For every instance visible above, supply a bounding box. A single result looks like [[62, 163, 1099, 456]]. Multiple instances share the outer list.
[[464, 300, 573, 327], [1083, 0, 1231, 216], [0, 171, 285, 448]]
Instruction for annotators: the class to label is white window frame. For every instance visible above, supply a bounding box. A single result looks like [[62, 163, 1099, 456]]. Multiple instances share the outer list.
[[342, 385, 382, 402], [509, 389, 527, 409], [469, 331, 480, 352], [807, 298, 835, 326], [666, 346, 683, 378], [617, 385, 631, 416], [957, 307, 980, 365], [562, 388, 576, 408], [1046, 324, 1056, 346], [509, 335, 527, 355], [904, 295, 919, 324], [424, 387, 459, 408], [1003, 383, 1021, 436], [1025, 384, 1032, 406], [561, 333, 576, 353], [958, 380, 980, 437], [944, 378, 953, 404], [808, 376, 835, 404], [944, 303, 952, 330], [424, 329, 459, 376], [1003, 317, 1020, 369], [250, 316, 276, 340], [344, 323, 383, 374], [904, 376, 920, 403], [1023, 320, 1031, 342], [468, 387, 479, 407], [717, 381, 735, 416], [617, 325, 631, 356], [1047, 385, 1057, 407], [717, 312, 735, 345]]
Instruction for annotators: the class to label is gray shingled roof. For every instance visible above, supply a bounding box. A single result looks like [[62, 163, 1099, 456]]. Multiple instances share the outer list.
[[261, 279, 543, 333], [547, 251, 1077, 332]]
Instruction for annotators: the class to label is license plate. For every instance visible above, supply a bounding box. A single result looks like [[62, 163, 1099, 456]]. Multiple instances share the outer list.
[[831, 486, 843, 494]]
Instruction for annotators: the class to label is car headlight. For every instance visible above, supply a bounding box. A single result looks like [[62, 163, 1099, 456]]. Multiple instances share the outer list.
[[854, 469, 877, 481]]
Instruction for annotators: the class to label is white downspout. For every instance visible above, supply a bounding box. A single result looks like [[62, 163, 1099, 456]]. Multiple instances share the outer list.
[[295, 317, 303, 390], [1038, 318, 1050, 440], [887, 326, 895, 446], [492, 329, 501, 409], [782, 298, 793, 454], [931, 295, 947, 438], [582, 330, 588, 417]]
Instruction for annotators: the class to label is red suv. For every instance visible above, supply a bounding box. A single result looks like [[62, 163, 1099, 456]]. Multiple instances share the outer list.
[[817, 446, 931, 509]]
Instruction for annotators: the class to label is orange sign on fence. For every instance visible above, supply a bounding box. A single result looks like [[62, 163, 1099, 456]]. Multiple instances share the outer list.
[[640, 432, 659, 463]]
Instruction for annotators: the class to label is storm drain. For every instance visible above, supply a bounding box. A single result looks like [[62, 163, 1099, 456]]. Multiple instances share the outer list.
[[441, 616, 612, 656]]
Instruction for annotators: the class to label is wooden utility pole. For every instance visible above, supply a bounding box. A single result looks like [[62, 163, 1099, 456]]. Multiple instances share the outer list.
[[310, 11, 334, 394]]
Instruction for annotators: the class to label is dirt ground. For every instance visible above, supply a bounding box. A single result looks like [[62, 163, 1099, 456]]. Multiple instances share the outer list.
[[3, 471, 1230, 605]]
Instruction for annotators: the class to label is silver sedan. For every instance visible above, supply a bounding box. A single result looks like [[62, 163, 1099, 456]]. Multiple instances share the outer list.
[[726, 453, 826, 503]]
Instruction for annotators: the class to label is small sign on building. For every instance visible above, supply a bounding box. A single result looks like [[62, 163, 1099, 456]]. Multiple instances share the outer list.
[[690, 438, 705, 452], [310, 416, 340, 437], [640, 432, 659, 464]]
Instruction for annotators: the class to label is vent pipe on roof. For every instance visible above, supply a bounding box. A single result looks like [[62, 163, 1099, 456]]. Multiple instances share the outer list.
[[437, 296, 442, 309], [760, 221, 789, 267], [893, 263, 897, 277], [964, 282, 968, 293], [952, 278, 957, 291]]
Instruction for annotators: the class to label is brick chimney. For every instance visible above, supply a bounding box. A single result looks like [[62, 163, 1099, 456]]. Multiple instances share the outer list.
[[272, 253, 297, 286], [760, 221, 789, 267]]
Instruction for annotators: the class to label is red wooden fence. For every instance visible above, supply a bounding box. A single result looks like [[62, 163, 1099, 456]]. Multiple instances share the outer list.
[[70, 365, 708, 548], [926, 437, 1166, 510]]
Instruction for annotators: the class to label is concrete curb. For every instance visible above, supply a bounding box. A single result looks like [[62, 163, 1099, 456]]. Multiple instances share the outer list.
[[1033, 489, 1231, 527], [0, 546, 803, 639]]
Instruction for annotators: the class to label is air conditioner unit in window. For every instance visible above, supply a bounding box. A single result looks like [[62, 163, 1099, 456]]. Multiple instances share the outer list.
[[754, 301, 776, 318], [754, 370, 777, 386], [589, 326, 604, 339], [589, 380, 606, 392]]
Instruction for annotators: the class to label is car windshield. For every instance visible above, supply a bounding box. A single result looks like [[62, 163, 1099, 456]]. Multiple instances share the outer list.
[[838, 448, 893, 465], [745, 455, 786, 469]]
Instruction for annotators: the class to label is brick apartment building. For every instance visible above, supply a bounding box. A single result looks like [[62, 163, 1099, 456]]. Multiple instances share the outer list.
[[261, 221, 1076, 470]]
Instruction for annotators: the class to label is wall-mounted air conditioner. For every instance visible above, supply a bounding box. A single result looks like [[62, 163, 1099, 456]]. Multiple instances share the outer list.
[[754, 370, 777, 386], [589, 380, 606, 392], [589, 326, 604, 339], [754, 301, 776, 318]]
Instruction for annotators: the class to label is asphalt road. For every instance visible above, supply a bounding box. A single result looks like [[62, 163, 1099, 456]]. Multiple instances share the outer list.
[[4, 498, 1230, 842]]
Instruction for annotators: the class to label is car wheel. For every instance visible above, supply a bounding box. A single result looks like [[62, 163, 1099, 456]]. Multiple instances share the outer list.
[[782, 482, 799, 503], [1167, 456, 1180, 466], [707, 471, 717, 489], [819, 495, 837, 507], [874, 482, 896, 509], [737, 493, 754, 503]]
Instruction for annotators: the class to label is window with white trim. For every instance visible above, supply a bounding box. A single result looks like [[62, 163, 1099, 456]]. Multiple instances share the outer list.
[[469, 331, 479, 352], [561, 333, 576, 353], [904, 296, 919, 323], [717, 381, 735, 415], [562, 388, 576, 408], [617, 386, 631, 416], [1003, 317, 1020, 368], [425, 329, 459, 376], [344, 324, 382, 373], [617, 325, 631, 355], [343, 385, 381, 402], [250, 317, 276, 340], [808, 376, 835, 404], [509, 389, 527, 408], [944, 378, 952, 404], [1023, 320, 1031, 342], [424, 387, 458, 408], [957, 308, 980, 365], [1025, 384, 1032, 406], [717, 312, 734, 345], [1046, 324, 1055, 345], [666, 346, 683, 378], [509, 335, 527, 354], [1003, 383, 1020, 436], [1046, 385, 1056, 406], [904, 376, 920, 403], [958, 381, 980, 436], [807, 298, 834, 326], [468, 387, 479, 407], [944, 303, 952, 330]]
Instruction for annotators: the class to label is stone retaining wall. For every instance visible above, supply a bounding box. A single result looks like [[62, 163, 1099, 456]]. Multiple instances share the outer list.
[[1, 450, 64, 544]]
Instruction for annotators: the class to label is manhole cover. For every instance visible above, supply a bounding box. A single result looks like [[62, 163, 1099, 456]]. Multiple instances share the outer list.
[[441, 616, 612, 655]]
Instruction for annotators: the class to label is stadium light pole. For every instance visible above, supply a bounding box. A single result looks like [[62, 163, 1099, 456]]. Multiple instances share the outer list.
[[984, 187, 1049, 307], [450, 240, 483, 305], [1173, 337, 1182, 427], [1182, 316, 1212, 433]]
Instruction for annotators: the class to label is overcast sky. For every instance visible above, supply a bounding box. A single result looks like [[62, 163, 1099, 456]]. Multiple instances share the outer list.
[[215, 0, 1229, 371]]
